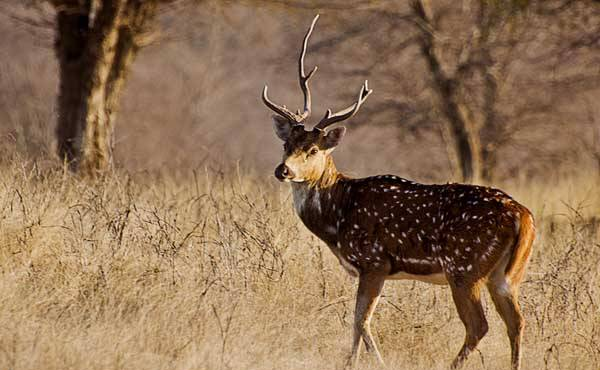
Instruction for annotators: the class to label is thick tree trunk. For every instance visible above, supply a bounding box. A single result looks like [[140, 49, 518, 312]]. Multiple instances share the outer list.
[[53, 0, 156, 176], [77, 0, 125, 175], [55, 1, 91, 166]]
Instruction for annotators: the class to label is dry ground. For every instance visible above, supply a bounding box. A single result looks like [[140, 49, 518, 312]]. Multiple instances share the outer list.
[[0, 158, 599, 370]]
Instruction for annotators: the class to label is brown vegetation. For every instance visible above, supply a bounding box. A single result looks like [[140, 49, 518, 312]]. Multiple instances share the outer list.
[[0, 155, 599, 369]]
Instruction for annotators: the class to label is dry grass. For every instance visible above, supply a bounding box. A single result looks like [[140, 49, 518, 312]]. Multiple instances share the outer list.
[[0, 157, 599, 370]]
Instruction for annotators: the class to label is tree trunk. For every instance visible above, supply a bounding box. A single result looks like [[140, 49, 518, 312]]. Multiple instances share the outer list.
[[481, 144, 497, 182], [77, 0, 125, 175], [413, 0, 483, 183], [451, 102, 482, 183], [105, 1, 158, 135], [53, 0, 156, 176], [55, 1, 91, 166], [480, 62, 500, 183], [105, 27, 137, 127]]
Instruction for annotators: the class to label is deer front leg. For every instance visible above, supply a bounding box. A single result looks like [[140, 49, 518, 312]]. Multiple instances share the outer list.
[[345, 272, 386, 369]]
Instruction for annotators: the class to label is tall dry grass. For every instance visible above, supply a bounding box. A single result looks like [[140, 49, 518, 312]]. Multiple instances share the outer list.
[[0, 156, 599, 370]]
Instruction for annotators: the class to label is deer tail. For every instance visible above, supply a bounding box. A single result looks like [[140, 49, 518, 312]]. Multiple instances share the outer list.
[[505, 210, 535, 285]]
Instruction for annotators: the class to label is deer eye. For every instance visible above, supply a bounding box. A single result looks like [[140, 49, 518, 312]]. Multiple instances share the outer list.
[[308, 147, 319, 156]]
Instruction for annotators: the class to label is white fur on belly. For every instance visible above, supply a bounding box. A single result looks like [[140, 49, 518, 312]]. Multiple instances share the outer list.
[[388, 271, 448, 285]]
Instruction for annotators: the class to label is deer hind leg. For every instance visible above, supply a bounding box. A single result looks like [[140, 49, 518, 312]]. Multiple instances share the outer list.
[[345, 273, 386, 369], [487, 274, 525, 370], [449, 281, 488, 370]]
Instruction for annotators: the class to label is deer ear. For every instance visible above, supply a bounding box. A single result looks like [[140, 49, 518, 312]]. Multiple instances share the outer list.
[[273, 116, 293, 141], [322, 127, 346, 150]]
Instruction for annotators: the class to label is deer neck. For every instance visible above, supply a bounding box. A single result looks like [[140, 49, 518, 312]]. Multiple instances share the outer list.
[[291, 156, 345, 246]]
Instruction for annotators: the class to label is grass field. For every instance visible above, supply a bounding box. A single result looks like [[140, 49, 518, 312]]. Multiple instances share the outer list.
[[1, 157, 599, 370]]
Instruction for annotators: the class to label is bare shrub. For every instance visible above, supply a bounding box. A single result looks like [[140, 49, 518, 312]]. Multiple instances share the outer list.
[[0, 156, 598, 369]]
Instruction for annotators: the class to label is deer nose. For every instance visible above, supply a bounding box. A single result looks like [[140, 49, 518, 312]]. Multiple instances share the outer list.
[[275, 163, 294, 181]]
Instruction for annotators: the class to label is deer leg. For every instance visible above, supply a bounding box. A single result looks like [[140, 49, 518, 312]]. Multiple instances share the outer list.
[[449, 281, 488, 370], [487, 278, 524, 370], [345, 273, 386, 369]]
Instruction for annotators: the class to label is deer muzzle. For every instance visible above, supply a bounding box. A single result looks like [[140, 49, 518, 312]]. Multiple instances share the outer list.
[[275, 163, 295, 182]]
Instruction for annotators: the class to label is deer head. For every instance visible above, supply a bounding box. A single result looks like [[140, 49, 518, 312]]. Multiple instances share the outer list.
[[263, 15, 372, 184]]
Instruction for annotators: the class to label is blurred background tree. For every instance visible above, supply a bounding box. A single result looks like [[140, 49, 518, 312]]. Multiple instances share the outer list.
[[410, 0, 599, 182], [0, 0, 598, 181], [52, 0, 159, 175], [4, 0, 202, 176], [305, 0, 599, 182]]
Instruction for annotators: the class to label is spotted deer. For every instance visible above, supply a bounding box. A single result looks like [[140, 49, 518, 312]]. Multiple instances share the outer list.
[[263, 15, 535, 370]]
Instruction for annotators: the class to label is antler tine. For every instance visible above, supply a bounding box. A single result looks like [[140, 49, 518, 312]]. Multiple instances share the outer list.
[[262, 85, 298, 123], [262, 15, 320, 124], [315, 80, 373, 130], [297, 14, 320, 121]]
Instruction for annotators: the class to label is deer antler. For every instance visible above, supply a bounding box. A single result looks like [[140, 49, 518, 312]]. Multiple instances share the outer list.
[[262, 15, 373, 129], [262, 86, 298, 123], [297, 14, 319, 120], [262, 14, 320, 123], [314, 80, 373, 130]]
